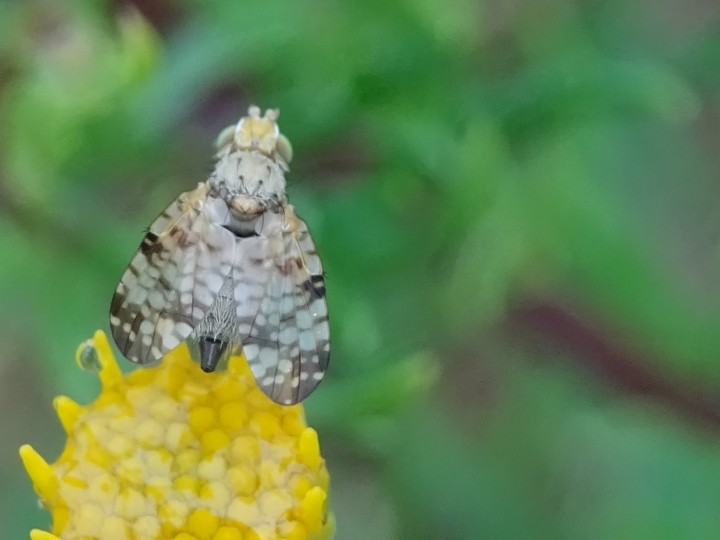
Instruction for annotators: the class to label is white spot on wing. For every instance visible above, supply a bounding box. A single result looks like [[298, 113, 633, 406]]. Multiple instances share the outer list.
[[163, 335, 180, 350], [260, 347, 276, 367], [139, 320, 154, 335], [277, 359, 293, 374], [243, 344, 259, 359], [175, 322, 193, 336], [148, 291, 165, 310]]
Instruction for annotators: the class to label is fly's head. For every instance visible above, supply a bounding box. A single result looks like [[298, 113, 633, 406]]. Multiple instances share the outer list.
[[215, 105, 293, 169]]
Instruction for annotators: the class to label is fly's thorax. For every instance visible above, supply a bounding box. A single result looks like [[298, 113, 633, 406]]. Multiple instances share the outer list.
[[204, 174, 286, 240], [212, 149, 287, 202], [229, 194, 267, 216]]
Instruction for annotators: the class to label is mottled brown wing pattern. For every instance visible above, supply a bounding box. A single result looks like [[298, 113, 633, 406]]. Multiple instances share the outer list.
[[109, 184, 235, 364], [111, 188, 329, 404], [238, 211, 330, 404]]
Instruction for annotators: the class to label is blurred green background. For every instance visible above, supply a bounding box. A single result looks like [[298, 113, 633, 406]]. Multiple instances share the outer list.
[[2, 0, 720, 538]]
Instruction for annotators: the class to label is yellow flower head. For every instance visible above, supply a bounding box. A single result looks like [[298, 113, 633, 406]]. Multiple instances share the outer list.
[[20, 330, 334, 540]]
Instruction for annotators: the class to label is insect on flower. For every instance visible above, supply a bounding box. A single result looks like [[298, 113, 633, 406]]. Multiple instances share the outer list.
[[110, 106, 330, 404]]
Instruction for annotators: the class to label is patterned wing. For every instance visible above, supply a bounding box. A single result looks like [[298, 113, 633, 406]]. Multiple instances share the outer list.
[[109, 183, 236, 364], [235, 209, 330, 405]]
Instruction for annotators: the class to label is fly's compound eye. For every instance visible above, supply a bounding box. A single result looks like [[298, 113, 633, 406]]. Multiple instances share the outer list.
[[215, 125, 236, 149], [276, 134, 293, 165]]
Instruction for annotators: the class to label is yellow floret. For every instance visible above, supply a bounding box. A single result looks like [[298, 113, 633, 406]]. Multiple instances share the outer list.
[[20, 330, 334, 540]]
